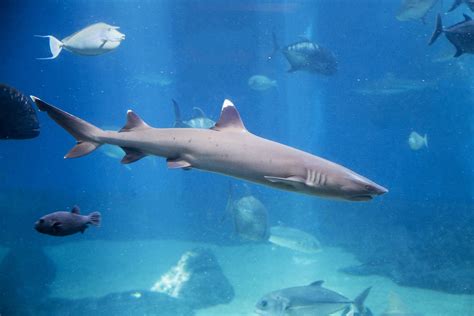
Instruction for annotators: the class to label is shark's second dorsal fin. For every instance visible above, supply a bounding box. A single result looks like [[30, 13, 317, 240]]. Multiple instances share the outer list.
[[309, 280, 324, 287], [120, 110, 150, 132], [212, 99, 247, 132], [71, 205, 80, 214]]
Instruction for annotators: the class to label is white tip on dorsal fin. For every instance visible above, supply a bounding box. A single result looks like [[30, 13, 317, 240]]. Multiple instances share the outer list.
[[212, 99, 247, 132], [120, 110, 150, 132]]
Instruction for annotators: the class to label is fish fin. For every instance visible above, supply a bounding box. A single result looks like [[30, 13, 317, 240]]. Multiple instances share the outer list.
[[99, 39, 107, 48], [120, 110, 150, 132], [121, 147, 147, 164], [192, 107, 206, 118], [448, 0, 463, 12], [287, 67, 297, 73], [353, 287, 372, 314], [269, 31, 280, 59], [221, 182, 234, 223], [264, 176, 304, 187], [166, 158, 192, 169], [309, 280, 324, 287], [71, 205, 80, 214], [464, 14, 472, 21], [212, 99, 247, 132], [35, 35, 63, 60], [80, 227, 86, 234], [30, 96, 103, 158], [454, 48, 464, 57], [297, 36, 311, 42], [428, 14, 443, 45], [424, 134, 428, 148], [52, 222, 62, 233], [88, 212, 101, 227], [172, 99, 183, 126]]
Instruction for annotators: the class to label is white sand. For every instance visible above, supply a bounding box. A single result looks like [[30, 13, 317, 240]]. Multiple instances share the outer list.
[[29, 240, 472, 315]]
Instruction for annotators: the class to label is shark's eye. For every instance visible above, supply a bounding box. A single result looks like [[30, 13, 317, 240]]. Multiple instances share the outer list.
[[365, 184, 374, 191], [39, 219, 44, 224]]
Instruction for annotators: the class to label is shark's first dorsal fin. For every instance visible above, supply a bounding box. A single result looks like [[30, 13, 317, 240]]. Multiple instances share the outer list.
[[71, 205, 80, 214], [120, 110, 150, 132], [212, 99, 246, 132], [309, 280, 324, 287]]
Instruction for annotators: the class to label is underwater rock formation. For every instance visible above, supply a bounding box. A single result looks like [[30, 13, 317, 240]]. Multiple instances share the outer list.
[[37, 290, 194, 316], [0, 245, 56, 315], [151, 247, 235, 308]]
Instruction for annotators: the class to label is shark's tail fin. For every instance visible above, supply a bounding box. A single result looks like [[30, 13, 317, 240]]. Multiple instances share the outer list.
[[30, 96, 104, 158], [353, 287, 372, 314], [429, 14, 443, 46], [35, 35, 63, 60], [448, 0, 463, 12]]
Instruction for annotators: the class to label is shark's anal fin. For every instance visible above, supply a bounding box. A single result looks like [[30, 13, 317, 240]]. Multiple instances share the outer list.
[[167, 158, 192, 170], [212, 99, 247, 132], [264, 176, 304, 188], [120, 110, 150, 132], [121, 147, 147, 164]]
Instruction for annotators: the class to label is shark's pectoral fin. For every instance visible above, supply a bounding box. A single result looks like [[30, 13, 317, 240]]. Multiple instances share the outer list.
[[264, 176, 305, 188], [167, 158, 192, 170], [121, 147, 147, 164]]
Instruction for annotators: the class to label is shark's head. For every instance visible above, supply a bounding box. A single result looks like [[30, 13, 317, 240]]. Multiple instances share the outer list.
[[337, 172, 388, 201]]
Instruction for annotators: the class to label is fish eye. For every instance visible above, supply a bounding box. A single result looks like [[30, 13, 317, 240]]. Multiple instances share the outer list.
[[260, 300, 268, 308], [39, 219, 44, 223]]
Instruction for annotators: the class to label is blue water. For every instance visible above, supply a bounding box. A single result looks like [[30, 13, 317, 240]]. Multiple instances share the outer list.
[[0, 1, 473, 315]]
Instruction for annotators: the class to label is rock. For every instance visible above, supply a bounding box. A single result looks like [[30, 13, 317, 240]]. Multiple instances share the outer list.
[[151, 247, 234, 308], [37, 290, 194, 316]]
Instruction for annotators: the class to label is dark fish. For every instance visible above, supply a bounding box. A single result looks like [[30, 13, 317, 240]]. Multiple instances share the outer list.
[[0, 83, 40, 139], [34, 205, 101, 237], [272, 33, 337, 75], [172, 99, 215, 129], [448, 0, 474, 12], [255, 280, 371, 316], [429, 14, 474, 57]]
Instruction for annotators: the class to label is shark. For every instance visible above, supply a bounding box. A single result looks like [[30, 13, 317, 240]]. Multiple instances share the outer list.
[[30, 97, 388, 201]]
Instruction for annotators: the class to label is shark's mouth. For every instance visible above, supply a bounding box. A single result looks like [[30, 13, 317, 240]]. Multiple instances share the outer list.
[[349, 194, 374, 201]]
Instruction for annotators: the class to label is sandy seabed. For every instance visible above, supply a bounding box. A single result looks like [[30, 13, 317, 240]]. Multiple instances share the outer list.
[[6, 240, 472, 315]]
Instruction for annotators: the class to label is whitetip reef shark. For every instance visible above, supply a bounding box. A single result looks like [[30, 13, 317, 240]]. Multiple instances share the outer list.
[[31, 97, 387, 201]]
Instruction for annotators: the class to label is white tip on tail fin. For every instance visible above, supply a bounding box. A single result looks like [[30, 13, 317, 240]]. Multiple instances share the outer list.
[[424, 134, 428, 148], [35, 35, 63, 60]]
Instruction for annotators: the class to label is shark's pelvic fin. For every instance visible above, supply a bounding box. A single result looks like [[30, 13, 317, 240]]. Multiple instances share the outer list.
[[120, 110, 150, 132], [212, 99, 247, 132], [121, 147, 147, 164], [167, 158, 192, 169]]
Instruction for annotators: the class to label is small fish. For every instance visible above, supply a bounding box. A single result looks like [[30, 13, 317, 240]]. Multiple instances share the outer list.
[[255, 281, 371, 316], [396, 0, 439, 22], [353, 73, 435, 96], [34, 205, 101, 237], [429, 14, 474, 57], [268, 225, 321, 253], [0, 84, 40, 139], [172, 99, 215, 129], [248, 75, 277, 91], [272, 33, 337, 75], [408, 132, 428, 150], [448, 0, 474, 12], [36, 22, 125, 59], [133, 72, 175, 88]]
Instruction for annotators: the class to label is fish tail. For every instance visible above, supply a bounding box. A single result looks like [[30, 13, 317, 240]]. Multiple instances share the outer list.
[[30, 96, 104, 158], [424, 134, 428, 148], [88, 212, 101, 227], [35, 35, 63, 60], [428, 14, 443, 46], [353, 286, 371, 313]]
